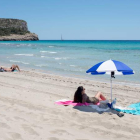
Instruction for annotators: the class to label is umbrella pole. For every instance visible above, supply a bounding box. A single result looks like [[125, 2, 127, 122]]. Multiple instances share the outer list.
[[110, 71, 115, 103], [110, 77, 112, 102]]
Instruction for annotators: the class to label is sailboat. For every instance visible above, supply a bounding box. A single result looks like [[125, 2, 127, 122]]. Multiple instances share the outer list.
[[61, 35, 63, 41]]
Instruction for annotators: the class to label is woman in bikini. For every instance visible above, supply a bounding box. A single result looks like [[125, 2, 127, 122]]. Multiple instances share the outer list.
[[0, 64, 20, 72], [73, 86, 124, 117], [74, 86, 106, 104]]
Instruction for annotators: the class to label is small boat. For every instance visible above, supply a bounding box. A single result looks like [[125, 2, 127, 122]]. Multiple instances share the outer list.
[[61, 35, 63, 41]]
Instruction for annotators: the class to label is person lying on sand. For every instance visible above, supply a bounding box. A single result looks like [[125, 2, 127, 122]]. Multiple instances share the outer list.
[[74, 86, 106, 104], [73, 86, 124, 117], [0, 64, 20, 72]]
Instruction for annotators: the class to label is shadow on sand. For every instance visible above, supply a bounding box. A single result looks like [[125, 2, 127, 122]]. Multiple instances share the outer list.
[[73, 105, 121, 116]]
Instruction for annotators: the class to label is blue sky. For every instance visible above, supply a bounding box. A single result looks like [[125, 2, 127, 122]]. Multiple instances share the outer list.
[[1, 0, 140, 40]]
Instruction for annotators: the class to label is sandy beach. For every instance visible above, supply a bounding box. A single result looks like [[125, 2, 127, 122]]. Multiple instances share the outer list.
[[0, 70, 140, 140]]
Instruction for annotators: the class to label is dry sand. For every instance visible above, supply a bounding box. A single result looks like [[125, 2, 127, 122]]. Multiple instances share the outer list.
[[0, 71, 140, 140]]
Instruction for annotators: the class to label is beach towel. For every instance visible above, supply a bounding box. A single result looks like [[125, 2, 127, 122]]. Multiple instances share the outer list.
[[55, 99, 90, 106], [55, 99, 110, 112], [114, 102, 140, 115]]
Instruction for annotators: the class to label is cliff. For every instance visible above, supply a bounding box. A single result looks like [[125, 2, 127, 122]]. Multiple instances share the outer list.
[[0, 18, 39, 41]]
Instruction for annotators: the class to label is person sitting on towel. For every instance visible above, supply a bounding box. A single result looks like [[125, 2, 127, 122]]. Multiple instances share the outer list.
[[0, 64, 20, 72], [73, 86, 106, 104]]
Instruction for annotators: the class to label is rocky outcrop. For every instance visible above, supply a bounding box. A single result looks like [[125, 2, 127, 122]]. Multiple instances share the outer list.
[[0, 18, 39, 41], [0, 18, 28, 31], [0, 33, 39, 41]]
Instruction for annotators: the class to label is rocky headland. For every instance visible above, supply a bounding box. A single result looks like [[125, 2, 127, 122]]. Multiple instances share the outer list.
[[0, 18, 39, 41]]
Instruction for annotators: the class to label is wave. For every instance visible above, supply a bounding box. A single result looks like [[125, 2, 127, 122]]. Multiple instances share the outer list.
[[40, 51, 48, 53], [35, 64, 48, 67], [0, 43, 11, 45], [48, 46, 54, 48], [14, 44, 33, 47], [21, 62, 29, 65], [41, 56, 52, 59], [14, 54, 34, 56], [63, 57, 69, 60], [9, 60, 29, 65], [70, 65, 76, 67], [14, 44, 27, 46], [16, 45, 21, 47], [40, 51, 57, 54], [55, 58, 61, 60], [10, 60, 20, 63], [73, 69, 84, 72], [54, 57, 69, 60], [49, 52, 57, 54]]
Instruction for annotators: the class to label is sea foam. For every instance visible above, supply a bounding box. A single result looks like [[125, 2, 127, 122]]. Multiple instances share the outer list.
[[48, 46, 54, 48], [10, 60, 20, 63], [35, 64, 48, 67], [40, 51, 57, 54], [70, 65, 76, 67], [10, 60, 29, 65], [14, 54, 34, 56]]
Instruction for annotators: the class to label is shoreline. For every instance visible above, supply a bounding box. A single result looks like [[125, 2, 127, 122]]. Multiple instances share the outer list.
[[27, 69, 140, 87], [1, 61, 140, 87]]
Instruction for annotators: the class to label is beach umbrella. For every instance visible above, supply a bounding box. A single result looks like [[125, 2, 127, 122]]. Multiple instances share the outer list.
[[86, 59, 134, 102]]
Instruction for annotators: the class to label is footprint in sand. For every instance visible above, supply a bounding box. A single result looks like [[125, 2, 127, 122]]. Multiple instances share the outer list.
[[0, 122, 10, 129], [76, 139, 89, 140], [22, 124, 39, 136], [14, 116, 27, 122], [8, 132, 22, 140], [32, 124, 43, 129], [50, 129, 72, 136], [48, 137, 59, 140]]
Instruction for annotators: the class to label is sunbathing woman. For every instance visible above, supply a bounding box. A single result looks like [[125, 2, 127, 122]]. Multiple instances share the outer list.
[[1, 64, 20, 72], [74, 86, 106, 104]]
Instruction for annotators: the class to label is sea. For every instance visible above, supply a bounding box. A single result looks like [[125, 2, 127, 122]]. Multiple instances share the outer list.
[[0, 40, 140, 86]]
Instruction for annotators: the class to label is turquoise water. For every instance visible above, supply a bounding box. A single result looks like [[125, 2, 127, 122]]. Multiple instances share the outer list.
[[0, 40, 140, 84]]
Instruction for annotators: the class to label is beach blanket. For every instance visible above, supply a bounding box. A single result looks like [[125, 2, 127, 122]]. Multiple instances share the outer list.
[[115, 102, 140, 115], [55, 99, 110, 112]]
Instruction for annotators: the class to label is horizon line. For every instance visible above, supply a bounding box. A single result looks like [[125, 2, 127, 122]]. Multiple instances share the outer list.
[[39, 39, 140, 41]]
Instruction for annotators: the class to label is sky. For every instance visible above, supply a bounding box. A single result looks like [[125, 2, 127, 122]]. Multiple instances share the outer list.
[[1, 0, 140, 40]]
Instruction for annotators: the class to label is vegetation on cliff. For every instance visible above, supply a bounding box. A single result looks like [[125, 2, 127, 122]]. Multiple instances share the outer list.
[[0, 27, 30, 36], [0, 18, 29, 36]]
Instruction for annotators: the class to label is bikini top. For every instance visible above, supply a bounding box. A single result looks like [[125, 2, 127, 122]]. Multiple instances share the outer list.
[[10, 67, 15, 72]]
